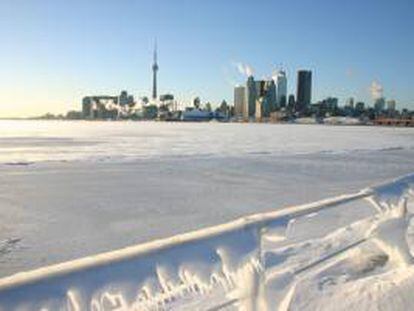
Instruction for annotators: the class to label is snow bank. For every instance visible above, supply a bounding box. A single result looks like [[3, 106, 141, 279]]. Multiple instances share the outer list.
[[0, 174, 413, 310]]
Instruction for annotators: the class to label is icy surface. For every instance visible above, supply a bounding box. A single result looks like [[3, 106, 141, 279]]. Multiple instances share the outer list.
[[0, 174, 413, 311], [0, 120, 414, 309], [0, 120, 413, 163], [0, 121, 413, 279]]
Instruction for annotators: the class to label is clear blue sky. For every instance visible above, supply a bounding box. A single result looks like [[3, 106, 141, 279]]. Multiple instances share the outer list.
[[0, 0, 413, 117]]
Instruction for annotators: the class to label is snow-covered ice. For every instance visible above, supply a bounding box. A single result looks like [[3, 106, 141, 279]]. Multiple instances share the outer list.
[[0, 120, 413, 163], [0, 173, 413, 310], [0, 120, 414, 310]]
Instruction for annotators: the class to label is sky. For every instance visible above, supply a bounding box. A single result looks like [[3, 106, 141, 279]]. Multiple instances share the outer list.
[[0, 0, 413, 117]]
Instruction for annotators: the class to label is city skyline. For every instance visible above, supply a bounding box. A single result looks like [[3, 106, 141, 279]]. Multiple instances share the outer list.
[[0, 0, 413, 117]]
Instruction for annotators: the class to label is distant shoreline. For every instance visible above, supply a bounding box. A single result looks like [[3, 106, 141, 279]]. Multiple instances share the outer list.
[[1, 117, 414, 127]]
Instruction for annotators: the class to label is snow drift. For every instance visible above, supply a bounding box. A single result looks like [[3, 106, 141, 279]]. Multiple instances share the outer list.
[[0, 174, 413, 310]]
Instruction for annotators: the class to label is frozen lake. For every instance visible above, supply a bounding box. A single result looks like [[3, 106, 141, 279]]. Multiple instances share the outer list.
[[0, 120, 414, 277], [0, 120, 413, 163]]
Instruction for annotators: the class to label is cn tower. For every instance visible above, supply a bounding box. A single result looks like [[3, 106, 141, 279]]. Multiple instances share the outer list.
[[152, 41, 158, 100]]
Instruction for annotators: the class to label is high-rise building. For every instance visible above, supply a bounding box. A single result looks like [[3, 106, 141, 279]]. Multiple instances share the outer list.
[[255, 97, 264, 121], [275, 70, 287, 107], [255, 80, 266, 97], [245, 76, 256, 119], [296, 70, 312, 110], [234, 86, 246, 117], [255, 80, 267, 117], [265, 80, 277, 112], [152, 41, 159, 100], [374, 97, 386, 112]]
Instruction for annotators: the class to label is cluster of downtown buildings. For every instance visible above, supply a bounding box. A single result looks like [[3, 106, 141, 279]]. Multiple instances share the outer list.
[[77, 67, 413, 125], [233, 70, 312, 121], [233, 70, 413, 124], [58, 44, 413, 125], [74, 71, 413, 125]]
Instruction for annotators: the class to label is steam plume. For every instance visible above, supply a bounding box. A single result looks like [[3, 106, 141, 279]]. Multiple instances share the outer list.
[[234, 62, 255, 77], [370, 80, 384, 100]]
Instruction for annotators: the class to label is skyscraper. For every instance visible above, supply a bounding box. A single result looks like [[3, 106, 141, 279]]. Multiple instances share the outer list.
[[245, 76, 256, 119], [275, 70, 287, 107], [296, 70, 312, 110], [255, 97, 264, 121], [265, 80, 277, 113], [374, 97, 386, 112], [255, 80, 266, 97], [234, 86, 246, 117], [152, 41, 159, 100], [255, 80, 267, 118]]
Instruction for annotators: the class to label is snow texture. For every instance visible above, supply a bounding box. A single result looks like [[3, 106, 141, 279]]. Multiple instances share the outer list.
[[0, 121, 414, 310], [0, 173, 413, 310]]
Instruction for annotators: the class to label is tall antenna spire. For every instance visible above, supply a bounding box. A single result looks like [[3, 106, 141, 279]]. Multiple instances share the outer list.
[[152, 39, 159, 100], [154, 39, 157, 64]]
